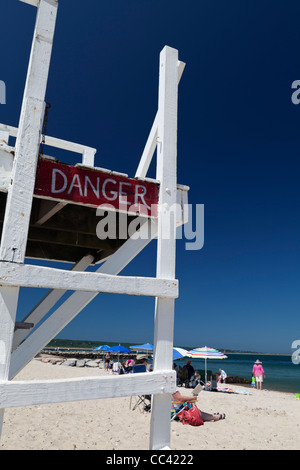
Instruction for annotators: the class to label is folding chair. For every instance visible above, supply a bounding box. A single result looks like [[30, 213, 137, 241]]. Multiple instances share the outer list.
[[171, 400, 195, 421], [196, 369, 212, 386], [171, 401, 184, 421], [129, 364, 151, 412], [171, 400, 203, 425]]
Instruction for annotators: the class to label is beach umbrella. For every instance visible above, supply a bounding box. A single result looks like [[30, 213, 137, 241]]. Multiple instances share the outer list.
[[108, 344, 132, 363], [108, 345, 132, 354], [93, 344, 110, 351], [130, 344, 187, 363], [109, 345, 132, 353], [173, 347, 189, 361], [130, 344, 188, 360], [130, 343, 153, 352], [130, 344, 188, 361], [187, 346, 228, 383]]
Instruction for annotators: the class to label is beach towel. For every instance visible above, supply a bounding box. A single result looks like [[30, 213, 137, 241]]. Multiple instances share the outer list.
[[177, 403, 204, 426]]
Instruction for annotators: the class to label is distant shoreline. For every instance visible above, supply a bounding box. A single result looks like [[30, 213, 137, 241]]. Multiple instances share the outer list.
[[44, 344, 291, 357], [223, 352, 291, 357]]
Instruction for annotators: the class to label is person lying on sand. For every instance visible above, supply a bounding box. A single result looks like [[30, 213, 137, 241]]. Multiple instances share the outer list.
[[172, 389, 226, 422]]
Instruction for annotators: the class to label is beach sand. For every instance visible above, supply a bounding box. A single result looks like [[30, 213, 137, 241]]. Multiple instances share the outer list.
[[0, 357, 299, 450]]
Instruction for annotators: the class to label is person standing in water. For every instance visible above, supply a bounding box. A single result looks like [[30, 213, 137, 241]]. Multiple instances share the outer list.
[[252, 359, 266, 390]]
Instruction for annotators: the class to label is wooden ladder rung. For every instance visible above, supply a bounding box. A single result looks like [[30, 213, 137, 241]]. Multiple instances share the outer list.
[[14, 322, 34, 331]]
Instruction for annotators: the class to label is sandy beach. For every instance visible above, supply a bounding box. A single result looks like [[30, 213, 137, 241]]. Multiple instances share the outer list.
[[0, 357, 299, 450]]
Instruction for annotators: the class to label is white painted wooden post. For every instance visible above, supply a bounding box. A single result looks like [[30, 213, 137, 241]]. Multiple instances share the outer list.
[[150, 46, 179, 450], [0, 0, 58, 438], [0, 287, 20, 436], [0, 0, 58, 263], [135, 60, 185, 180], [82, 148, 96, 167]]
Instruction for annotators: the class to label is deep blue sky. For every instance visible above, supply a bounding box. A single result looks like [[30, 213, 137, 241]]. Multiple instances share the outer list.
[[1, 0, 300, 353]]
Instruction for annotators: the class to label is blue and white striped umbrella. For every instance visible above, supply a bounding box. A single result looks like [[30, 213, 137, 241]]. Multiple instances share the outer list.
[[173, 347, 189, 361], [130, 344, 188, 361]]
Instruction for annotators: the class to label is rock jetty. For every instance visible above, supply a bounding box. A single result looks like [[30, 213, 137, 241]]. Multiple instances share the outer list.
[[37, 349, 136, 368], [222, 375, 251, 385]]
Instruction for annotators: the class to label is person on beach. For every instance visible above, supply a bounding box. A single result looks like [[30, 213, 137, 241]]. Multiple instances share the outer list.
[[252, 359, 266, 390], [135, 354, 152, 371], [105, 351, 111, 371], [182, 360, 195, 387], [124, 358, 134, 372], [172, 389, 226, 422], [218, 368, 227, 383]]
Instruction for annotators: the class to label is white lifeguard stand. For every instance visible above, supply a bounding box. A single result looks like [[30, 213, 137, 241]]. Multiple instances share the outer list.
[[0, 0, 188, 450]]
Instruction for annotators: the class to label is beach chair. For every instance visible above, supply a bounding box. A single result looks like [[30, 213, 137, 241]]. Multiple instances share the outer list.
[[171, 399, 203, 426], [132, 364, 147, 374], [140, 382, 202, 419], [171, 401, 184, 421], [196, 369, 212, 385], [112, 361, 123, 374], [210, 373, 218, 390], [129, 365, 151, 412]]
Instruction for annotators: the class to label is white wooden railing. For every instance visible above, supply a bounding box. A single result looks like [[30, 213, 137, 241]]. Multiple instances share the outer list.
[[0, 123, 97, 167]]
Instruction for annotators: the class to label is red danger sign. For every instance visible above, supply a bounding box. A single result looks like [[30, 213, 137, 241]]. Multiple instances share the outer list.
[[34, 159, 159, 216]]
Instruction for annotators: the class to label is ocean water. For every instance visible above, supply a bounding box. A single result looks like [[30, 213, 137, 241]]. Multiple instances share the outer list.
[[45, 348, 300, 393], [175, 354, 300, 394]]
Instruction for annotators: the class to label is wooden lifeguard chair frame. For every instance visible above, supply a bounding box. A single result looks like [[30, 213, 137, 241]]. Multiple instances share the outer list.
[[0, 0, 188, 450]]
